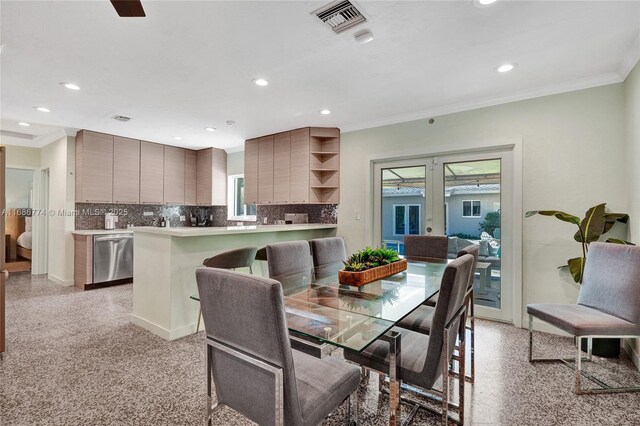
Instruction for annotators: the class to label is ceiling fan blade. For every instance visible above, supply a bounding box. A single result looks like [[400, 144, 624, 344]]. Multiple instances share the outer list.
[[110, 0, 146, 17]]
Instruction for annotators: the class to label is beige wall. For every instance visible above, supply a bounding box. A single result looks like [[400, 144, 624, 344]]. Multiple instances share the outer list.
[[4, 145, 41, 169], [226, 151, 244, 176], [40, 137, 75, 285], [624, 61, 640, 367], [339, 84, 627, 328]]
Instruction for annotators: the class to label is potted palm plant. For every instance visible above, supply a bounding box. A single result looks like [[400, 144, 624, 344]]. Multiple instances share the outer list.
[[526, 203, 633, 357]]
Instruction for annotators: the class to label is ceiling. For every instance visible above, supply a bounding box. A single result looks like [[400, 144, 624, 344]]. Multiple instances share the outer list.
[[1, 1, 639, 151]]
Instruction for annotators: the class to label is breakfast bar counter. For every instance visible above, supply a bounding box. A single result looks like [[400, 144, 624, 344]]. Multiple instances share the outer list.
[[131, 224, 337, 340]]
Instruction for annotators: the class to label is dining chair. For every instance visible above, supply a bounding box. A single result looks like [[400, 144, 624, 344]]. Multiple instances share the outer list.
[[397, 245, 479, 382], [194, 246, 258, 332], [310, 237, 346, 279], [196, 268, 361, 425], [527, 242, 640, 394], [403, 235, 448, 261], [344, 254, 473, 425]]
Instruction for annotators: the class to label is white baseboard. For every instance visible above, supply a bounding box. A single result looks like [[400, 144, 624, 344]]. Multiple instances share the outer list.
[[623, 339, 640, 372], [48, 274, 73, 287], [130, 314, 196, 342]]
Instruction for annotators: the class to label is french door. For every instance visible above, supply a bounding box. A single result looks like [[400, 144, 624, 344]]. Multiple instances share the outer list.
[[373, 149, 514, 323], [1, 146, 6, 353]]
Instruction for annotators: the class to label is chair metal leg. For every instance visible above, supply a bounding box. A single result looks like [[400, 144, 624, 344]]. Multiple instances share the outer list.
[[528, 314, 533, 363], [346, 388, 358, 425], [197, 307, 202, 333], [249, 265, 253, 275], [442, 328, 449, 426], [469, 291, 475, 383]]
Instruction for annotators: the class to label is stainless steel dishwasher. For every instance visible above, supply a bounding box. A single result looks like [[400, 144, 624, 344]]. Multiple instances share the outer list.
[[93, 233, 134, 283]]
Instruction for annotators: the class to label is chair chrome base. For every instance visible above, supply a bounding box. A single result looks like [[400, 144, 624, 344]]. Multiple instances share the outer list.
[[528, 315, 640, 395]]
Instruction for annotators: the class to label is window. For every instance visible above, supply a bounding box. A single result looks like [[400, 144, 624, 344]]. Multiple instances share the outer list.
[[393, 204, 421, 235], [227, 175, 257, 221], [462, 200, 481, 218]]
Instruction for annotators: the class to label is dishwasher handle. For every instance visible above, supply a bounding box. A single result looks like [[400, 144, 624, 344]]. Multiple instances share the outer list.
[[94, 235, 134, 243]]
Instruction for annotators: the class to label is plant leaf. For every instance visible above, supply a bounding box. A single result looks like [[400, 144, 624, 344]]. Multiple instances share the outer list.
[[606, 238, 636, 245], [603, 213, 630, 234], [525, 210, 581, 225], [573, 203, 606, 243], [567, 257, 585, 283]]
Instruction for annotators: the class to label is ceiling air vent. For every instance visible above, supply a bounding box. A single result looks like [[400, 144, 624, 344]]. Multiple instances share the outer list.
[[112, 115, 131, 122], [315, 0, 366, 34]]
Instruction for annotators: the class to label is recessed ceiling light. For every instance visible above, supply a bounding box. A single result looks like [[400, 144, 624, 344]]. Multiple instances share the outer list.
[[18, 122, 30, 127], [320, 109, 331, 115], [354, 30, 374, 44], [496, 63, 516, 73], [205, 127, 216, 132], [173, 136, 183, 141], [473, 0, 498, 6], [253, 78, 269, 86], [33, 106, 51, 112], [60, 82, 80, 90]]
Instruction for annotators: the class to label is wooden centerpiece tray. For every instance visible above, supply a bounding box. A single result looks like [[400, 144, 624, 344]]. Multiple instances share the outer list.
[[338, 259, 407, 287]]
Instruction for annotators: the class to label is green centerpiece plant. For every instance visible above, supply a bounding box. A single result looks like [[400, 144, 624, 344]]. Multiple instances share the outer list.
[[526, 203, 632, 283], [342, 247, 401, 272]]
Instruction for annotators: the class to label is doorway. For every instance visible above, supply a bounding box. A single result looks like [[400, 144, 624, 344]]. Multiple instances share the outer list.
[[373, 148, 515, 323], [4, 168, 34, 273]]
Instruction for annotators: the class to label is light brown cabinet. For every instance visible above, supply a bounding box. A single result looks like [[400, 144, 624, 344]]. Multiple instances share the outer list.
[[140, 141, 165, 204], [258, 136, 274, 204], [290, 128, 310, 204], [244, 139, 259, 205], [113, 136, 140, 204], [273, 132, 291, 204], [163, 146, 186, 205], [243, 127, 339, 205], [76, 130, 114, 203], [185, 150, 197, 205], [196, 148, 227, 206]]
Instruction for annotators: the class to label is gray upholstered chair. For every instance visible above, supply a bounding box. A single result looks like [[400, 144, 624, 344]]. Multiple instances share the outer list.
[[196, 268, 361, 425], [255, 246, 268, 261], [195, 246, 259, 332], [345, 254, 473, 425], [527, 242, 640, 394], [310, 237, 346, 279], [398, 245, 479, 382], [266, 241, 314, 294], [403, 235, 448, 261]]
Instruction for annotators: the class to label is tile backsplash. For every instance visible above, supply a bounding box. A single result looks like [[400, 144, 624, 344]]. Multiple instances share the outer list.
[[75, 203, 338, 230]]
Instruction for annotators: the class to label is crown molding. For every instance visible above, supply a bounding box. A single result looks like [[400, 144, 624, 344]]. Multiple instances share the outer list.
[[340, 72, 623, 134]]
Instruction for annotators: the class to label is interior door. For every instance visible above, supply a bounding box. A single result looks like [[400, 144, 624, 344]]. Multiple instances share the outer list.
[[1, 146, 6, 353]]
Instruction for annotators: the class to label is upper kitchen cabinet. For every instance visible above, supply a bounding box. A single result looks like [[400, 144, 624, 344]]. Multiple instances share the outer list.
[[243, 127, 338, 205], [258, 135, 274, 204], [163, 146, 186, 205], [112, 136, 140, 204], [196, 148, 227, 206], [273, 132, 291, 204], [76, 130, 114, 203], [244, 139, 259, 205], [309, 127, 340, 204], [140, 141, 165, 204], [290, 128, 310, 204], [184, 150, 197, 205]]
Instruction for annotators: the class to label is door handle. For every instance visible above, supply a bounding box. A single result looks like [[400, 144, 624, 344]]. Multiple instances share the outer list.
[[426, 227, 432, 233]]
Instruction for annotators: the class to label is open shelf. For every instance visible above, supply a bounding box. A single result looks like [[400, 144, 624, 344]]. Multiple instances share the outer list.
[[311, 186, 338, 189], [311, 151, 339, 156], [311, 168, 339, 172]]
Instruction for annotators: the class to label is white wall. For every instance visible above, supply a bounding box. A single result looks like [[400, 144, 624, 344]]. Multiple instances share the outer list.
[[4, 146, 41, 169], [40, 136, 75, 285], [6, 168, 33, 208], [226, 151, 244, 176], [624, 61, 640, 367], [339, 84, 628, 328]]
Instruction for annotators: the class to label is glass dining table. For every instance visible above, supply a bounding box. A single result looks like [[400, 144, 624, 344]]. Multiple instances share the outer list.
[[272, 258, 448, 426]]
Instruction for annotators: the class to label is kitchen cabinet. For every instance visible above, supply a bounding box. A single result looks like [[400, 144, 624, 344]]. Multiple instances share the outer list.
[[273, 132, 291, 204], [113, 136, 140, 204], [244, 139, 259, 205], [309, 127, 340, 204], [290, 128, 310, 204], [76, 130, 114, 203], [196, 147, 227, 206], [163, 146, 186, 204], [258, 136, 274, 204], [140, 141, 164, 204], [185, 150, 197, 205]]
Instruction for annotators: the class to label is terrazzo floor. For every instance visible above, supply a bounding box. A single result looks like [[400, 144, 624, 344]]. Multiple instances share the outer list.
[[1, 272, 640, 425]]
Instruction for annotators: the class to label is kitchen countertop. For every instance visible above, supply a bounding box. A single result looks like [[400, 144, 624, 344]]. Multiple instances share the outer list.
[[72, 229, 135, 236], [133, 224, 337, 237]]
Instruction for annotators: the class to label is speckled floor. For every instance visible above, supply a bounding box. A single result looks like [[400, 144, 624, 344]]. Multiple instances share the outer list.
[[1, 272, 639, 425]]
